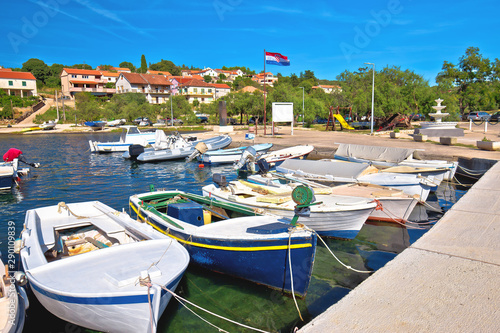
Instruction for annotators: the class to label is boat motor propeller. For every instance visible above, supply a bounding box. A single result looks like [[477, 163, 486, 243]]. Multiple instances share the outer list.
[[186, 142, 208, 163], [233, 146, 257, 171]]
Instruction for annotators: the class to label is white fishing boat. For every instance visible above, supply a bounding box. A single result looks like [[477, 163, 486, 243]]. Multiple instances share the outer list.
[[39, 120, 56, 130], [122, 132, 232, 162], [20, 201, 190, 333], [0, 161, 16, 190], [198, 143, 273, 164], [202, 179, 376, 239], [276, 159, 434, 202], [260, 145, 314, 167], [89, 125, 157, 153], [106, 119, 126, 127], [248, 173, 419, 223], [0, 255, 29, 333], [334, 143, 458, 181]]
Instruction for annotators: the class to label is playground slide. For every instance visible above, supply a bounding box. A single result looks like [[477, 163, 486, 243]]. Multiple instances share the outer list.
[[333, 114, 355, 130]]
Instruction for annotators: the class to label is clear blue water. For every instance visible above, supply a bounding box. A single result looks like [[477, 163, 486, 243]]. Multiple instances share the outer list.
[[0, 132, 465, 332]]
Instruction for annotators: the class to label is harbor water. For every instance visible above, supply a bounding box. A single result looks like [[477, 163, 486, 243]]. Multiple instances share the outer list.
[[0, 132, 466, 332]]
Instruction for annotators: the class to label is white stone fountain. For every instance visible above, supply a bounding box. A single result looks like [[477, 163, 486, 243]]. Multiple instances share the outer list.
[[415, 98, 464, 136]]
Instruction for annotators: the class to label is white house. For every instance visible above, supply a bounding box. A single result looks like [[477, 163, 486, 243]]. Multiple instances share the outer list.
[[100, 71, 120, 84], [178, 79, 215, 104], [0, 71, 37, 97], [212, 83, 231, 99], [193, 68, 219, 78], [60, 68, 116, 99], [312, 85, 342, 93], [115, 73, 172, 104]]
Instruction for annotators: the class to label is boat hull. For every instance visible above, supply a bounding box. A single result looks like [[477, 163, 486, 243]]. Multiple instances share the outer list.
[[200, 143, 273, 164], [123, 135, 232, 162], [202, 185, 374, 239], [129, 196, 316, 296], [367, 197, 419, 222], [28, 274, 181, 333], [20, 201, 190, 333]]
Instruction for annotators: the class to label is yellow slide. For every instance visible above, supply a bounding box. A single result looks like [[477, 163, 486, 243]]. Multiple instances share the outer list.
[[333, 114, 355, 130]]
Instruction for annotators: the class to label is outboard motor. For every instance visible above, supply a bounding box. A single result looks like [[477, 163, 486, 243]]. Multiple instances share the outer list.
[[256, 158, 270, 174], [186, 142, 208, 163], [213, 173, 228, 190], [233, 146, 257, 170], [128, 144, 145, 161]]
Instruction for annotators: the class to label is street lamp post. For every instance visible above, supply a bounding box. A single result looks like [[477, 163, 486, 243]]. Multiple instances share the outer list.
[[364, 62, 375, 135], [299, 87, 305, 127], [170, 94, 173, 126]]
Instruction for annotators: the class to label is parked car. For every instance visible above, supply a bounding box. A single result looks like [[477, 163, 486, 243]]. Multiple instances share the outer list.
[[411, 113, 425, 121], [489, 111, 500, 123], [467, 112, 490, 121], [313, 117, 328, 124], [139, 118, 152, 126], [197, 116, 209, 124], [166, 118, 184, 125], [133, 117, 145, 124], [248, 117, 264, 125]]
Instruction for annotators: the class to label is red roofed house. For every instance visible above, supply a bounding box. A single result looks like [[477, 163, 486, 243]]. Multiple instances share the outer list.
[[179, 79, 216, 104], [100, 71, 120, 84], [212, 83, 231, 99], [60, 68, 116, 99], [312, 85, 342, 93], [0, 71, 37, 97], [115, 73, 172, 104], [252, 72, 278, 86], [215, 69, 244, 81]]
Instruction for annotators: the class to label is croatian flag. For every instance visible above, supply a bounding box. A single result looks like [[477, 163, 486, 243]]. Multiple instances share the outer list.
[[265, 52, 290, 66]]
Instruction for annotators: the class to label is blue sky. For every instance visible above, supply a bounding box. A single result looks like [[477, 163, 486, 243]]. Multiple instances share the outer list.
[[1, 0, 498, 84]]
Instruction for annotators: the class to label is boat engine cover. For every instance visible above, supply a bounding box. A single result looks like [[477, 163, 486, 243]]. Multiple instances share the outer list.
[[128, 144, 145, 160]]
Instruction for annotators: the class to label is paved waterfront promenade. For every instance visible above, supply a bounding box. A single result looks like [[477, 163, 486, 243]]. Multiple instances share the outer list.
[[300, 161, 500, 332]]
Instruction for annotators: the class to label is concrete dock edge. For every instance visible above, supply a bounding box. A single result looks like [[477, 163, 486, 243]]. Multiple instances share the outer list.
[[300, 162, 500, 332]]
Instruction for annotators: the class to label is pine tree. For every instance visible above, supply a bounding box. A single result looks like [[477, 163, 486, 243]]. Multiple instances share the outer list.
[[140, 54, 147, 73]]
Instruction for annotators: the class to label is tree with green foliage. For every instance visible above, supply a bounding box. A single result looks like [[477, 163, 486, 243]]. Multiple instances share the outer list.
[[221, 66, 255, 75], [437, 47, 498, 116], [232, 76, 258, 91], [22, 58, 50, 84], [74, 92, 101, 121], [119, 61, 136, 72], [71, 64, 92, 70], [149, 59, 180, 76], [140, 55, 147, 74], [98, 64, 114, 71], [203, 75, 212, 83]]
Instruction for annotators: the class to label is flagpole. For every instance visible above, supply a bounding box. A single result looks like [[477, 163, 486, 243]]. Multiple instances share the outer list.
[[263, 49, 266, 135]]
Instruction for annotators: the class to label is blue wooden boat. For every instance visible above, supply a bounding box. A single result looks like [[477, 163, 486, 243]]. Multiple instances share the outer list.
[[129, 190, 317, 296], [84, 121, 106, 131]]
